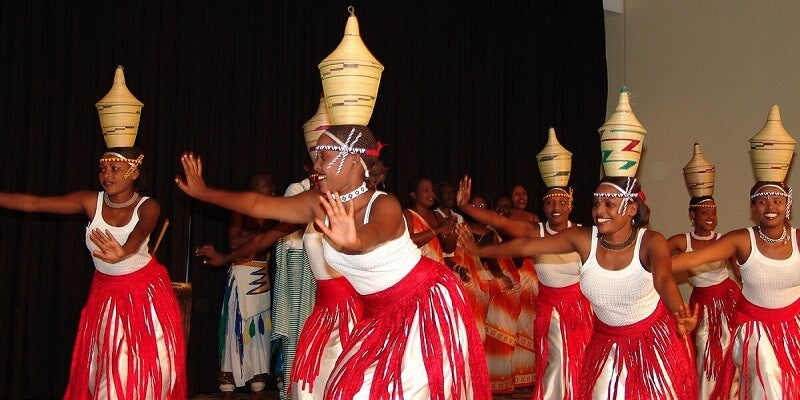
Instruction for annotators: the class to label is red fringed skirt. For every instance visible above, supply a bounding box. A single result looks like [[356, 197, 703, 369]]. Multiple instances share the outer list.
[[579, 302, 697, 400], [533, 283, 593, 400], [63, 258, 186, 400], [323, 256, 491, 400], [688, 278, 740, 398], [711, 296, 800, 399], [291, 276, 362, 398]]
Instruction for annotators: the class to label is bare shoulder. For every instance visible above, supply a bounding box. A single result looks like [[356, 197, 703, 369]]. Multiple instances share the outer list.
[[371, 191, 403, 212], [137, 197, 161, 217], [642, 229, 668, 243]]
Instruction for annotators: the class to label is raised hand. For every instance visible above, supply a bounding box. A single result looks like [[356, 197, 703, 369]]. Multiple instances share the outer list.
[[315, 191, 359, 250], [674, 302, 700, 337], [175, 152, 208, 199], [195, 243, 225, 266], [456, 175, 473, 209], [90, 228, 126, 263]]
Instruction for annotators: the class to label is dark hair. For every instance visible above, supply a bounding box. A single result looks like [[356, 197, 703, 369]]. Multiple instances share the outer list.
[[597, 176, 650, 227], [688, 195, 715, 212], [103, 146, 147, 192], [749, 181, 789, 204], [405, 176, 430, 207], [325, 125, 386, 189]]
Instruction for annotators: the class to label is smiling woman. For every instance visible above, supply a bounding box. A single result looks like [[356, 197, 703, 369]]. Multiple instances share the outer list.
[[176, 123, 491, 399]]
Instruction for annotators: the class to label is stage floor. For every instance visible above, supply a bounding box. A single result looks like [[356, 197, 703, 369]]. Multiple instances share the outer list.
[[191, 386, 535, 399]]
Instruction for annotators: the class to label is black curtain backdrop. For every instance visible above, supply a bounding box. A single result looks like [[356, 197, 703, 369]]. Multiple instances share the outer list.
[[0, 1, 607, 397]]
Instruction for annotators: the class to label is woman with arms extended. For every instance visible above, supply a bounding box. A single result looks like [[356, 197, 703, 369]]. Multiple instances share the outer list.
[[458, 176, 697, 399], [176, 124, 490, 399], [456, 128, 592, 400], [672, 104, 800, 399], [0, 146, 186, 399]]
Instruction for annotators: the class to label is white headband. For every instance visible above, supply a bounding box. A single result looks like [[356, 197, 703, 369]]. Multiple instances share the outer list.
[[593, 178, 641, 215], [751, 184, 793, 219], [316, 129, 372, 178]]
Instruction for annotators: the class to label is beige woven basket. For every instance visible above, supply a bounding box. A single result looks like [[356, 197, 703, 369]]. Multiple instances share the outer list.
[[598, 87, 646, 177], [302, 94, 333, 156], [750, 105, 796, 182], [536, 127, 572, 188], [95, 66, 143, 148], [318, 6, 384, 125], [683, 143, 715, 197]]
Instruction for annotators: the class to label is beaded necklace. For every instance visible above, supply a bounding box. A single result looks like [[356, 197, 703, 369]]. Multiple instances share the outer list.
[[103, 192, 139, 209], [598, 227, 638, 252], [339, 182, 369, 203]]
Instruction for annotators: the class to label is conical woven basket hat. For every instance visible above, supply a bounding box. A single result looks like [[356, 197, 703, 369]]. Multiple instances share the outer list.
[[318, 6, 384, 125], [599, 87, 646, 177], [536, 127, 572, 188], [683, 143, 716, 197], [95, 66, 143, 148], [750, 105, 796, 182], [302, 94, 333, 157]]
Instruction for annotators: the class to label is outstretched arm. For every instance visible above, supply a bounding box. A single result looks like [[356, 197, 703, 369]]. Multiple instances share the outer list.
[[456, 223, 587, 259], [455, 175, 537, 238], [0, 190, 96, 216], [671, 229, 747, 273], [198, 222, 298, 266], [175, 152, 317, 224], [643, 230, 698, 336]]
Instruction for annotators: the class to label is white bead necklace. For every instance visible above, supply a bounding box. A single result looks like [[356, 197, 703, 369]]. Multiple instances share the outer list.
[[757, 225, 789, 245], [339, 182, 369, 203], [690, 231, 715, 241]]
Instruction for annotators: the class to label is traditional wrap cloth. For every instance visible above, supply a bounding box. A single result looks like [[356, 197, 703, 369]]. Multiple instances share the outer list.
[[710, 227, 800, 400], [65, 194, 185, 399], [450, 243, 490, 342], [322, 192, 491, 400], [532, 222, 593, 400], [683, 233, 741, 399], [579, 227, 697, 399], [512, 257, 539, 388], [272, 233, 317, 400], [484, 256, 522, 393], [272, 179, 318, 400], [290, 224, 362, 400], [406, 209, 445, 264], [218, 258, 272, 387]]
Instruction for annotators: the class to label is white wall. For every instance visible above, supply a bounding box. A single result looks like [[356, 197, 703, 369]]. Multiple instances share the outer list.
[[604, 1, 800, 295]]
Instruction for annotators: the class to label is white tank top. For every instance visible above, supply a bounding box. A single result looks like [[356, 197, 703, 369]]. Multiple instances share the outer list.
[[85, 192, 152, 275], [533, 222, 581, 288], [740, 227, 800, 308], [580, 227, 660, 326], [303, 222, 344, 281], [685, 232, 729, 287], [322, 191, 422, 295]]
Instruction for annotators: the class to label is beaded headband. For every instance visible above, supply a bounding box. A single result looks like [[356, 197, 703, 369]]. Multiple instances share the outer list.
[[99, 152, 144, 179], [311, 129, 383, 178], [750, 184, 793, 219], [543, 187, 573, 201], [689, 198, 716, 209], [593, 178, 644, 215]]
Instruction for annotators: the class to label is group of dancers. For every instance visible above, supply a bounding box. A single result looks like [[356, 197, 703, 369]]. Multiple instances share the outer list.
[[1, 6, 799, 400]]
